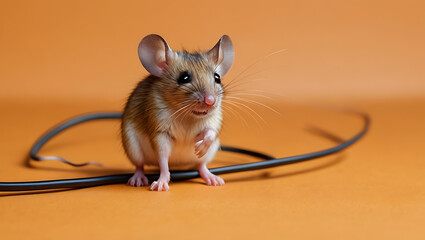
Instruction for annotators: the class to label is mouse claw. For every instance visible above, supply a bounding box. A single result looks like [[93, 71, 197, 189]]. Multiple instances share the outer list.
[[194, 140, 211, 158], [149, 181, 158, 191], [194, 140, 203, 147], [149, 180, 170, 191]]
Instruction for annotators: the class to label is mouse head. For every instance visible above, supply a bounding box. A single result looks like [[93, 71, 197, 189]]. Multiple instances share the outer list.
[[138, 34, 234, 118]]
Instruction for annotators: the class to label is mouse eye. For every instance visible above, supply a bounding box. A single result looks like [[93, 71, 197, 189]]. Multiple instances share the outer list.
[[178, 71, 192, 84], [214, 73, 221, 84]]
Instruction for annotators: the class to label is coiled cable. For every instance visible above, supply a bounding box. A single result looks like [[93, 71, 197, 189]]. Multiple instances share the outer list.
[[0, 111, 369, 191]]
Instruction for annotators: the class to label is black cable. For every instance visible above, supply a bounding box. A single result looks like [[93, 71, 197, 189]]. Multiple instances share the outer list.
[[0, 111, 369, 191]]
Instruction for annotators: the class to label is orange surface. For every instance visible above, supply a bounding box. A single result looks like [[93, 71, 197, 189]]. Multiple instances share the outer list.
[[1, 0, 424, 239]]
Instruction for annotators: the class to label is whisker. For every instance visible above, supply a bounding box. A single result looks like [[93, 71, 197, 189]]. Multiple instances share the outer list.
[[223, 77, 269, 93], [229, 49, 288, 85], [174, 99, 193, 107], [222, 100, 266, 129], [178, 103, 196, 124], [225, 88, 287, 99], [168, 102, 194, 122], [225, 96, 281, 115], [228, 92, 273, 100], [221, 104, 249, 128], [222, 78, 270, 93], [226, 100, 268, 126]]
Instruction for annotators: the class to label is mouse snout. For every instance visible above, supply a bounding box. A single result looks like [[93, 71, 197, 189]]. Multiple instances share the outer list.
[[204, 95, 215, 106], [191, 93, 217, 117]]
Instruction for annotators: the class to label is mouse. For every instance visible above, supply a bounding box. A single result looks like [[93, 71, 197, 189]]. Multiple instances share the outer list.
[[121, 34, 234, 191]]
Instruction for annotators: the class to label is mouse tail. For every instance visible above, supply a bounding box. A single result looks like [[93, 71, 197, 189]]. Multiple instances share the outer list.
[[34, 156, 103, 167]]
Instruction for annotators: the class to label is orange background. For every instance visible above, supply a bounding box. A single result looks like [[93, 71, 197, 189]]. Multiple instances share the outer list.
[[0, 0, 424, 239]]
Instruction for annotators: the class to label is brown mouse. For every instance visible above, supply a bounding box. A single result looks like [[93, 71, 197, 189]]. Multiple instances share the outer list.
[[121, 34, 234, 191]]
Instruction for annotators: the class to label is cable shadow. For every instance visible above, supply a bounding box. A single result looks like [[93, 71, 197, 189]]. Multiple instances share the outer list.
[[224, 155, 345, 183], [0, 187, 92, 198], [305, 125, 346, 143]]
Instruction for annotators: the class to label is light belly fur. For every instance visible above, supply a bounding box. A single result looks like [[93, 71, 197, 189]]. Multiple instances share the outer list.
[[125, 122, 219, 170]]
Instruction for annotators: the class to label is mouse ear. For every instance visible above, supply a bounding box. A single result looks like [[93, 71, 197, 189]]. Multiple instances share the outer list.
[[138, 34, 175, 77], [207, 35, 234, 76]]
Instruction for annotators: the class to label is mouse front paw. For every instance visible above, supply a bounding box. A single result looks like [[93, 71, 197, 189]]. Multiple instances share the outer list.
[[194, 139, 213, 158], [194, 129, 216, 158]]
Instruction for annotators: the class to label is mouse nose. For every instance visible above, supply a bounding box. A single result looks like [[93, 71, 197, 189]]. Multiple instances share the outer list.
[[204, 95, 215, 106]]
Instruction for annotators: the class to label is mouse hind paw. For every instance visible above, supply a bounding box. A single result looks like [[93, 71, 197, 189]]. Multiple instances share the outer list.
[[198, 164, 225, 186], [149, 179, 170, 191], [128, 168, 149, 187], [201, 173, 225, 186]]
